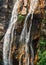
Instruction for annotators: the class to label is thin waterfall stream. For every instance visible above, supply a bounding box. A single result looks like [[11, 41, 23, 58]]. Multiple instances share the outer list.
[[19, 0, 38, 65], [3, 0, 39, 65], [19, 13, 33, 65], [3, 0, 22, 65]]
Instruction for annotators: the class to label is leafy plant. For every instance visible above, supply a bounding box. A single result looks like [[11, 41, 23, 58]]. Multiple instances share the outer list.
[[18, 15, 25, 23], [37, 37, 46, 65], [39, 37, 46, 45]]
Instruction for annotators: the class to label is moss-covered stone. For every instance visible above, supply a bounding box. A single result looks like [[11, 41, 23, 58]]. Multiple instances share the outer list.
[[18, 14, 25, 23]]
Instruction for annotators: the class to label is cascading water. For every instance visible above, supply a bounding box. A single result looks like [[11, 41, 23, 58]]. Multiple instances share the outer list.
[[3, 0, 39, 65], [3, 0, 22, 65], [19, 13, 33, 65], [20, 0, 38, 65]]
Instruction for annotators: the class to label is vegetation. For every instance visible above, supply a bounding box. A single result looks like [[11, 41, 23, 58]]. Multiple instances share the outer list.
[[0, 0, 46, 65], [18, 14, 25, 23], [37, 38, 46, 65], [37, 13, 46, 65]]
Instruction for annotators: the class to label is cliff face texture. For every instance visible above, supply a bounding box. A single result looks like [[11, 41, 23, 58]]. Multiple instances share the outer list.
[[0, 0, 13, 64], [0, 0, 46, 65]]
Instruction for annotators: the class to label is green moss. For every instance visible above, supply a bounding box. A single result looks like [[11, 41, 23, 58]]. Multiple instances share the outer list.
[[18, 14, 25, 23]]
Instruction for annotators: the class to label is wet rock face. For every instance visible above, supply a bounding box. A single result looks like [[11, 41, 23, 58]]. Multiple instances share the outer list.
[[0, 0, 3, 6], [31, 14, 42, 40], [20, 7, 27, 15], [0, 0, 45, 65], [18, 0, 28, 15], [19, 0, 45, 15]]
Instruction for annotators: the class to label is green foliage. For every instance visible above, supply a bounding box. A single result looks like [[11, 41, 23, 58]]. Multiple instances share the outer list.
[[37, 51, 46, 65], [37, 9, 46, 64], [44, 9, 46, 15], [39, 37, 46, 45], [18, 15, 25, 23], [37, 37, 46, 65]]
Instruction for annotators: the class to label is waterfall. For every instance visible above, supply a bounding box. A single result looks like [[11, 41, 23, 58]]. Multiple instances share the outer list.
[[3, 0, 22, 65], [30, 41, 34, 65], [20, 0, 39, 43], [19, 0, 38, 65], [19, 59, 21, 65], [3, 0, 39, 65]]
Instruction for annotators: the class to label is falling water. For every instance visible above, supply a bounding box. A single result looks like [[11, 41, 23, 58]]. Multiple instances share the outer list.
[[20, 0, 39, 44], [20, 0, 38, 65], [3, 0, 39, 65], [3, 0, 22, 65], [30, 41, 34, 65], [19, 13, 30, 65], [25, 14, 33, 65], [19, 58, 21, 65]]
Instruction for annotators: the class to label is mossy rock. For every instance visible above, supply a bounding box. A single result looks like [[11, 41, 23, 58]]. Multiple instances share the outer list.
[[18, 14, 25, 23]]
